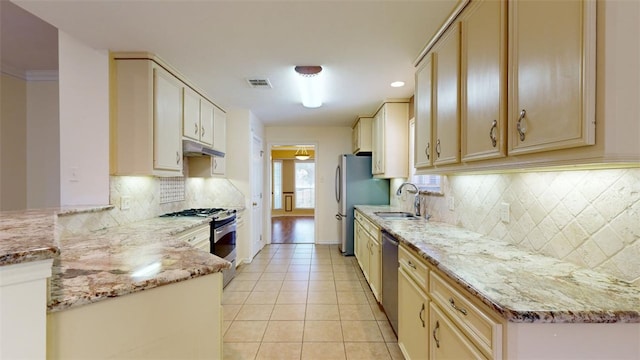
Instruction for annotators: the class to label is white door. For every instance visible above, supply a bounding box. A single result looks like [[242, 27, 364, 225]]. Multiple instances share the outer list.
[[251, 135, 264, 257]]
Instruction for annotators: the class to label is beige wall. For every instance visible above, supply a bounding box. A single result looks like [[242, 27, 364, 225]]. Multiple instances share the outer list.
[[0, 74, 27, 210]]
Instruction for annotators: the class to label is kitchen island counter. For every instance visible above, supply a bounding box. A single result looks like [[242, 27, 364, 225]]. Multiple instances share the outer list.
[[355, 205, 640, 324]]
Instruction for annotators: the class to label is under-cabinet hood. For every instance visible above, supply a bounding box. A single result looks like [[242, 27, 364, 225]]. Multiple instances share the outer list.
[[182, 139, 224, 158]]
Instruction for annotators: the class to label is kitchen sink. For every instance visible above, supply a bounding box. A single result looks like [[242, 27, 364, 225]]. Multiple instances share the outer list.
[[374, 211, 420, 220]]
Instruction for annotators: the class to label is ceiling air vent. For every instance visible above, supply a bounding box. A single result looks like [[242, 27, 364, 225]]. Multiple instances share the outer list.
[[247, 78, 272, 89]]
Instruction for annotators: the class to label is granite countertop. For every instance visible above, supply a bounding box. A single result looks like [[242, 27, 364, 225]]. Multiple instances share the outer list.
[[355, 205, 640, 323], [0, 206, 230, 312]]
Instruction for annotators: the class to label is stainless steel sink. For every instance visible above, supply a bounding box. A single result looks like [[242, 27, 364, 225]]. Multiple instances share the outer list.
[[374, 211, 420, 220]]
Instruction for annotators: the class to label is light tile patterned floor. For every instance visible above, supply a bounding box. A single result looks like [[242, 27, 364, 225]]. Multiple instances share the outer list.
[[223, 244, 404, 360]]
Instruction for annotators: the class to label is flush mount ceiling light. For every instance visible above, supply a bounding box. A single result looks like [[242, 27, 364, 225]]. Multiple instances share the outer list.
[[390, 81, 405, 88], [294, 65, 323, 108], [295, 146, 310, 160]]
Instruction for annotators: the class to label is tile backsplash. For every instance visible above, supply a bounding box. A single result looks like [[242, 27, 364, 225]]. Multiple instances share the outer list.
[[399, 168, 640, 286]]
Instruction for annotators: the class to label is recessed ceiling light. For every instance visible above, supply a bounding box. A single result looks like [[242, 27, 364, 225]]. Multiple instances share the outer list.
[[390, 81, 405, 88]]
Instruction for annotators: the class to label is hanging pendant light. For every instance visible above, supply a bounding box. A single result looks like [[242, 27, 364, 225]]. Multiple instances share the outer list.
[[295, 146, 310, 160]]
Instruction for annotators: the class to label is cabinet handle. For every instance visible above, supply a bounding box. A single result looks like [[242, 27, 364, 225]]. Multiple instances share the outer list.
[[435, 139, 441, 158], [195, 123, 199, 135], [407, 260, 417, 270], [489, 119, 497, 147], [517, 109, 527, 141], [425, 142, 430, 160], [449, 297, 468, 316], [201, 126, 205, 137], [419, 303, 426, 328], [433, 320, 440, 348], [176, 151, 180, 165], [213, 158, 217, 169]]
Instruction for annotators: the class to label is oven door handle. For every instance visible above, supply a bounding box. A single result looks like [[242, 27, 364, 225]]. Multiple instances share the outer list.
[[214, 222, 236, 242]]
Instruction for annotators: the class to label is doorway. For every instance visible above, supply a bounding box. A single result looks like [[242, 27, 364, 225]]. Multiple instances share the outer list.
[[270, 144, 316, 244]]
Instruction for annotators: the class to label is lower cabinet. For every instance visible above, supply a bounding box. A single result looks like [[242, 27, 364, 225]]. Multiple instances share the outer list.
[[430, 302, 488, 360], [354, 210, 382, 302], [398, 266, 430, 360]]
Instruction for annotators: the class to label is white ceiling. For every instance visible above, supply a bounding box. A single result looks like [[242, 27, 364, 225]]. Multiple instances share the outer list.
[[9, 0, 458, 127]]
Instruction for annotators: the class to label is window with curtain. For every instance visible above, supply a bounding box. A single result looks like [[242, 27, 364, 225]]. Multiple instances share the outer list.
[[295, 161, 315, 208], [272, 160, 283, 209]]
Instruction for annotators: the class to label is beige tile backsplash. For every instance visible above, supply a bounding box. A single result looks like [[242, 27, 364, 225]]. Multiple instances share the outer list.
[[401, 168, 640, 285]]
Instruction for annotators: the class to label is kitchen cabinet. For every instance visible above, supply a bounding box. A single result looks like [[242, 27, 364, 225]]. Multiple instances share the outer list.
[[111, 56, 183, 177], [433, 23, 461, 166], [414, 54, 433, 168], [177, 223, 210, 252], [372, 101, 410, 178], [430, 302, 488, 360], [183, 87, 214, 147], [212, 106, 226, 175], [398, 266, 430, 360], [352, 116, 373, 154], [354, 210, 382, 302], [460, 0, 506, 162], [508, 0, 595, 155]]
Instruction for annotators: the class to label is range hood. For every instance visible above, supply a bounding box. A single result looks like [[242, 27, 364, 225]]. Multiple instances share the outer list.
[[182, 139, 225, 158]]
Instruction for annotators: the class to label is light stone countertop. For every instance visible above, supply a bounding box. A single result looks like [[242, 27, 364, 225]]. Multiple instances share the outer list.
[[0, 206, 230, 312], [355, 205, 640, 323]]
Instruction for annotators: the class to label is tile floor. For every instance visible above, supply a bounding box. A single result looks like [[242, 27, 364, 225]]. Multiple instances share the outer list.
[[222, 244, 405, 360]]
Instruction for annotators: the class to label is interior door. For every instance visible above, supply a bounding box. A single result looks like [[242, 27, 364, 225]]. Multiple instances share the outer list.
[[251, 135, 264, 257]]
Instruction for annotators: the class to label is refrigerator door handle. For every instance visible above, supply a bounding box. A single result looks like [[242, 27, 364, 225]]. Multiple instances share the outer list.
[[335, 164, 341, 203], [335, 213, 346, 220]]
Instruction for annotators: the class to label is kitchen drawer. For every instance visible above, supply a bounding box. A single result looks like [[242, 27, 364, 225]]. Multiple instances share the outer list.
[[355, 210, 378, 237], [399, 244, 429, 292], [177, 224, 210, 251], [429, 271, 502, 359]]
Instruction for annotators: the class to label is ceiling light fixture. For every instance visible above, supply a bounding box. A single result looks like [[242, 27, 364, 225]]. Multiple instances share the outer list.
[[294, 65, 323, 108], [390, 81, 405, 88], [295, 146, 310, 160]]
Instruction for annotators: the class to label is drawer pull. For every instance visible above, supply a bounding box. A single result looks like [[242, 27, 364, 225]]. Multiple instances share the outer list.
[[419, 303, 425, 328], [517, 109, 527, 141], [433, 320, 440, 348], [449, 298, 468, 316], [407, 260, 417, 270]]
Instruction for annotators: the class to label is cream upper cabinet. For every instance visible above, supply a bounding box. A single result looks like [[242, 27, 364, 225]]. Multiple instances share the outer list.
[[212, 106, 226, 175], [372, 101, 410, 178], [352, 116, 373, 155], [508, 0, 595, 155], [398, 267, 430, 360], [433, 23, 461, 166], [111, 57, 184, 177], [461, 0, 507, 162], [430, 303, 488, 360], [415, 53, 434, 168], [199, 98, 214, 147], [153, 67, 183, 173], [184, 88, 214, 147]]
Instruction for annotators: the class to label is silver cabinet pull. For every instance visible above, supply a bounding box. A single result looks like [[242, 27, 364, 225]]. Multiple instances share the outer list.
[[489, 119, 497, 147], [449, 297, 468, 316], [517, 109, 527, 141], [419, 303, 426, 328], [195, 123, 198, 135], [433, 320, 440, 348], [425, 142, 430, 160], [407, 260, 417, 270], [176, 151, 180, 165], [435, 139, 441, 158]]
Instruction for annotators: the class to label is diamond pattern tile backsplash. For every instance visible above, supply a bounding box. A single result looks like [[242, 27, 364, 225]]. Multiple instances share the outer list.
[[402, 168, 640, 286]]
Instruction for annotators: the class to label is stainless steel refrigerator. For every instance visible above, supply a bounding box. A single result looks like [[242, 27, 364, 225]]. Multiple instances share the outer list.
[[335, 154, 390, 255]]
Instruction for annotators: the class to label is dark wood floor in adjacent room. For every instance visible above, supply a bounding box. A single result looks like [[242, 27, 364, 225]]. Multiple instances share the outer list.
[[271, 216, 314, 244]]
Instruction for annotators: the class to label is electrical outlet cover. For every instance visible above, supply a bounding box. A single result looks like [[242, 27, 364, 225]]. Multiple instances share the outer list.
[[121, 196, 131, 210]]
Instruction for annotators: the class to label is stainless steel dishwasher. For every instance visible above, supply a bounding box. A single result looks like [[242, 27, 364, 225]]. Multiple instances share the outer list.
[[381, 230, 399, 335]]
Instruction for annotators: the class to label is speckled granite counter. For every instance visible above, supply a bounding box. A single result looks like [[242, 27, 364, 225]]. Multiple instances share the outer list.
[[355, 205, 640, 323], [0, 206, 230, 312]]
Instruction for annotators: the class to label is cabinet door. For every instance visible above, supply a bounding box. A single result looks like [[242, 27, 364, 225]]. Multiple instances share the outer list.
[[398, 267, 429, 360], [354, 220, 364, 269], [509, 0, 595, 155], [212, 157, 225, 176], [360, 231, 371, 282], [372, 109, 385, 175], [153, 67, 183, 172], [183, 87, 201, 142], [415, 53, 434, 168], [352, 121, 360, 154], [461, 0, 506, 162], [430, 303, 487, 360], [433, 23, 461, 166], [213, 106, 226, 153], [199, 99, 214, 147], [369, 234, 382, 302]]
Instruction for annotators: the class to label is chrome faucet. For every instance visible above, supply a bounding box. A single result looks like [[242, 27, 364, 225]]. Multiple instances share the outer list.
[[396, 182, 421, 217]]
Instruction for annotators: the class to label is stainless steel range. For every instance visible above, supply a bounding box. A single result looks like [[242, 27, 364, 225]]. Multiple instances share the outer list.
[[161, 208, 237, 287]]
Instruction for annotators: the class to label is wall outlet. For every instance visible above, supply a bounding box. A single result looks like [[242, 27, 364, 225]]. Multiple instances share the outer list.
[[500, 202, 510, 223], [448, 196, 455, 211], [120, 196, 131, 210], [69, 167, 79, 182]]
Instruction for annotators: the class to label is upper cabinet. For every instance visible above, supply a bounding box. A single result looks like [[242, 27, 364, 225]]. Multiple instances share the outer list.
[[414, 54, 433, 168], [372, 101, 410, 178], [212, 106, 226, 175], [184, 88, 214, 147], [111, 58, 183, 177], [508, 0, 595, 155], [352, 116, 373, 155]]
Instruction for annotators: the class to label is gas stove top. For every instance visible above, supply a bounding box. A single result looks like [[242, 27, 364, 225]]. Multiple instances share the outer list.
[[160, 208, 235, 220]]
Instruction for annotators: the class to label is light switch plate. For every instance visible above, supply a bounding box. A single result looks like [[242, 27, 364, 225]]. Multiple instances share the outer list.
[[448, 196, 455, 211], [120, 196, 131, 210], [500, 202, 510, 223]]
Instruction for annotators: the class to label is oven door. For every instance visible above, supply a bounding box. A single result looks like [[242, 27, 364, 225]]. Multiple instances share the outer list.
[[211, 221, 236, 259]]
